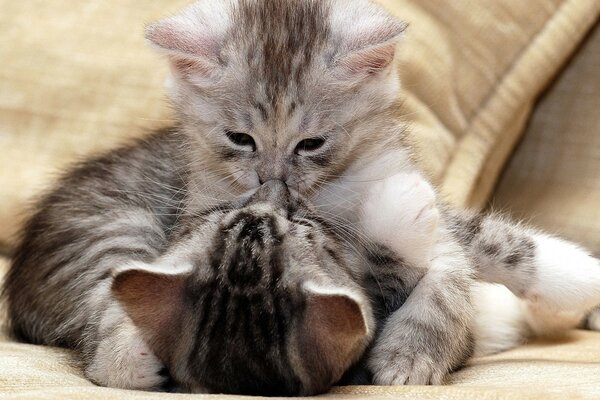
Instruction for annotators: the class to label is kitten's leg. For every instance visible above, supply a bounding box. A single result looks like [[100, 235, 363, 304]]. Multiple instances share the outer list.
[[470, 283, 528, 357], [361, 173, 474, 385], [449, 211, 600, 324], [360, 172, 440, 268], [366, 233, 475, 385], [84, 299, 167, 390]]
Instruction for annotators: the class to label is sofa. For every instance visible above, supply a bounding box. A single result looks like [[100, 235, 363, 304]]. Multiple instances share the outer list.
[[1, 0, 599, 398]]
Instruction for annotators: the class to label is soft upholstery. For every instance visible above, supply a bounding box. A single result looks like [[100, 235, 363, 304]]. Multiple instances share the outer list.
[[1, 0, 600, 399], [379, 0, 599, 210], [493, 23, 600, 255], [0, 0, 187, 254]]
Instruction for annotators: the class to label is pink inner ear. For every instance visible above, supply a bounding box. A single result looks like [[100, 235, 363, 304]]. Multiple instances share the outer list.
[[335, 41, 398, 80], [296, 289, 369, 387], [112, 270, 187, 338], [146, 21, 221, 79], [310, 294, 367, 338], [334, 14, 406, 79], [170, 57, 217, 79], [146, 21, 218, 59], [338, 41, 397, 75]]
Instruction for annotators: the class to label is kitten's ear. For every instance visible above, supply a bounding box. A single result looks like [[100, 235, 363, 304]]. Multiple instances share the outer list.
[[297, 282, 372, 388], [112, 263, 191, 357], [332, 7, 407, 80], [145, 3, 228, 80]]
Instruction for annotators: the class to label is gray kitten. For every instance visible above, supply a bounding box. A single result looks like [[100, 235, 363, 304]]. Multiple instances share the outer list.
[[4, 0, 600, 393], [1, 130, 413, 394]]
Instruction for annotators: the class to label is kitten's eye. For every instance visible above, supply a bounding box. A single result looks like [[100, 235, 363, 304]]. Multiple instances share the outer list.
[[226, 131, 256, 152], [295, 137, 326, 155]]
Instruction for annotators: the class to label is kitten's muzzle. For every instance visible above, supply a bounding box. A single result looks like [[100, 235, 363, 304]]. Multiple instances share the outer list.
[[250, 180, 292, 208]]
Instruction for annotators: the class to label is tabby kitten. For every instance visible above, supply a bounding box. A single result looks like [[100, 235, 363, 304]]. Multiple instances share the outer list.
[[6, 142, 600, 394], [111, 177, 600, 393], [106, 180, 378, 395], [4, 0, 600, 392]]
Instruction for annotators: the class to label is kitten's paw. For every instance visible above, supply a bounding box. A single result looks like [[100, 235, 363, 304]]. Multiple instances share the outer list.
[[369, 353, 446, 385], [86, 327, 167, 390], [367, 313, 469, 386], [361, 172, 439, 266], [526, 235, 600, 311], [587, 308, 600, 331]]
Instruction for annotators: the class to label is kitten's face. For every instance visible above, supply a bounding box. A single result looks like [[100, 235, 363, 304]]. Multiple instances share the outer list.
[[113, 181, 374, 395], [147, 0, 406, 196]]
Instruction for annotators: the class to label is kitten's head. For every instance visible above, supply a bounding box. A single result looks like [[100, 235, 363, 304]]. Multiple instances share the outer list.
[[112, 181, 374, 395], [147, 0, 406, 197]]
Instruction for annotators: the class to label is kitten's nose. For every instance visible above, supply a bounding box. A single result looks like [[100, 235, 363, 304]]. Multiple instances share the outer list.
[[251, 180, 291, 208]]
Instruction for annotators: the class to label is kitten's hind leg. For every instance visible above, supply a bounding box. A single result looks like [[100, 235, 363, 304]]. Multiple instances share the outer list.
[[452, 211, 600, 327], [471, 283, 528, 357], [526, 233, 600, 312]]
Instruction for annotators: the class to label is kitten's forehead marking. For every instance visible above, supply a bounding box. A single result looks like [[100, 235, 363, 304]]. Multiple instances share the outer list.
[[253, 101, 269, 122], [232, 0, 331, 107]]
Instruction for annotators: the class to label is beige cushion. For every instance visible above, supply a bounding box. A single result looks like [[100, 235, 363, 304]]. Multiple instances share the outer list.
[[493, 22, 600, 254], [1, 0, 598, 252], [381, 0, 599, 209], [0, 0, 188, 253], [2, 254, 600, 399]]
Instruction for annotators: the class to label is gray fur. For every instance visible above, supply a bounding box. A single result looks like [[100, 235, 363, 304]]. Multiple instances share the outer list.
[[5, 129, 184, 347], [447, 209, 538, 297]]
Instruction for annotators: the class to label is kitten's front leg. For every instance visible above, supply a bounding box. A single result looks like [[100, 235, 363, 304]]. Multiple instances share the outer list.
[[84, 301, 168, 390], [360, 172, 439, 268], [367, 235, 475, 384], [360, 172, 474, 384]]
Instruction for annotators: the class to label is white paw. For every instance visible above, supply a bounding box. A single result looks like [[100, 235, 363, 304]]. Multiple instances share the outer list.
[[86, 326, 166, 390], [528, 235, 600, 311], [587, 308, 600, 331], [361, 172, 439, 266]]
